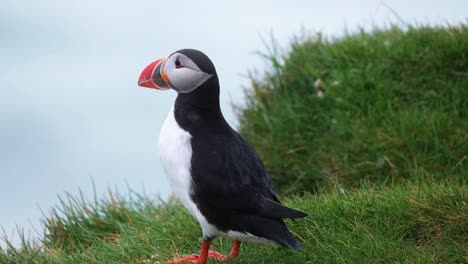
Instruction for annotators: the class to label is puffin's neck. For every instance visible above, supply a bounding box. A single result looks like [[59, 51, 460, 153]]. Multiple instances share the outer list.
[[173, 75, 230, 134], [174, 75, 222, 115]]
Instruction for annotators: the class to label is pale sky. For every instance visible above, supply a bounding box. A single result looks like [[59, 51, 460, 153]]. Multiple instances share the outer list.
[[0, 0, 466, 246]]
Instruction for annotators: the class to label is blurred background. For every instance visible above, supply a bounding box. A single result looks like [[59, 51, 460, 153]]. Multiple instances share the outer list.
[[0, 0, 466, 245]]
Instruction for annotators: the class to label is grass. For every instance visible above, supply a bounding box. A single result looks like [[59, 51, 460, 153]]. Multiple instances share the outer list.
[[1, 181, 467, 263], [2, 24, 468, 263], [238, 24, 468, 194]]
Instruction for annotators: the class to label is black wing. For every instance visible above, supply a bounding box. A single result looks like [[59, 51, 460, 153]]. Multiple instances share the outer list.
[[189, 128, 307, 220]]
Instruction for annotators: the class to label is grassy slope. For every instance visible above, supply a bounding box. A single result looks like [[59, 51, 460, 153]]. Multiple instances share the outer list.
[[2, 25, 468, 263], [1, 182, 467, 263], [238, 25, 468, 194]]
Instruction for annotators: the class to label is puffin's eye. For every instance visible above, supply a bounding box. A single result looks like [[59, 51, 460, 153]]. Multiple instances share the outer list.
[[175, 58, 182, 68]]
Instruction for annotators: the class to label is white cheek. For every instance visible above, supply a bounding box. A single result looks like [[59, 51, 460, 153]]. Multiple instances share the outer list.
[[167, 67, 213, 93], [162, 53, 213, 93]]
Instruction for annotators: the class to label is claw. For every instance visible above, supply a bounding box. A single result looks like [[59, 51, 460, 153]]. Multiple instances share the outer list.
[[207, 251, 227, 261], [167, 239, 240, 264]]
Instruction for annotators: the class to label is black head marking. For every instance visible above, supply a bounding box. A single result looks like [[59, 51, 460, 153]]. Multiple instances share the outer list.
[[174, 49, 217, 75]]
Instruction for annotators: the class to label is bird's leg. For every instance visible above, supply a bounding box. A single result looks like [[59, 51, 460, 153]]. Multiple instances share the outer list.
[[229, 240, 241, 259], [166, 239, 227, 264]]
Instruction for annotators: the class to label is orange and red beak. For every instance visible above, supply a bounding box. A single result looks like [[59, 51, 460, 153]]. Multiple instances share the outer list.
[[138, 58, 170, 90]]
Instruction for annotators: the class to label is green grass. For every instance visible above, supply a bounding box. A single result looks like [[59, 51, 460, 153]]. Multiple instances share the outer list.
[[1, 181, 466, 263], [238, 24, 468, 194], [2, 24, 468, 263]]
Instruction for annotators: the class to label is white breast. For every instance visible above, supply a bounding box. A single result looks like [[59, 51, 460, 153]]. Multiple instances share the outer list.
[[158, 106, 220, 238]]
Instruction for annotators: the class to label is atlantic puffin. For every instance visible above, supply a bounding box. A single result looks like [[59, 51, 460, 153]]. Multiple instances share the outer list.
[[138, 49, 307, 264]]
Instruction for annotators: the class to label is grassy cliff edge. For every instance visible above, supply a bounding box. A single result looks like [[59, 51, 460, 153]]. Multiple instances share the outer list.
[[2, 24, 467, 263]]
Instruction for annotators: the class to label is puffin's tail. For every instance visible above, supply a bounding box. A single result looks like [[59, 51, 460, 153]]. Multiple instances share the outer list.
[[243, 215, 304, 251]]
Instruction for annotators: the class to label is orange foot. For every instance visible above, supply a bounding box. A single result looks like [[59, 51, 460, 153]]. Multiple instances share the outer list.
[[166, 251, 227, 264]]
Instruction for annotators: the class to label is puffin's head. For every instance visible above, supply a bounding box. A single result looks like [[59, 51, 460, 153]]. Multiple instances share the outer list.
[[138, 49, 216, 93]]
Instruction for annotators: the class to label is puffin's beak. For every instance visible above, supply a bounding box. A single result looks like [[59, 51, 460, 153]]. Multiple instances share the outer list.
[[138, 58, 170, 90]]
